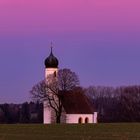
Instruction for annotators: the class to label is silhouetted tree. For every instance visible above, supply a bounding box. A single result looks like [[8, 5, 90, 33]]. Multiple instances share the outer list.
[[85, 85, 140, 122], [19, 102, 30, 123], [30, 68, 79, 123]]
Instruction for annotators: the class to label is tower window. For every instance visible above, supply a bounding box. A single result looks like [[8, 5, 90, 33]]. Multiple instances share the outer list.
[[54, 71, 56, 77]]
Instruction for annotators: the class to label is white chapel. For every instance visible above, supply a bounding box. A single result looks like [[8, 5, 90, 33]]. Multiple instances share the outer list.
[[43, 47, 98, 124]]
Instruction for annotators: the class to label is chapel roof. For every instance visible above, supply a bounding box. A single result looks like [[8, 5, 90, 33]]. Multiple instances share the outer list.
[[60, 88, 94, 114]]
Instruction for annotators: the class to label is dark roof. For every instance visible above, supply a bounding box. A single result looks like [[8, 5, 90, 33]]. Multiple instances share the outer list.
[[60, 90, 94, 114], [44, 48, 59, 68]]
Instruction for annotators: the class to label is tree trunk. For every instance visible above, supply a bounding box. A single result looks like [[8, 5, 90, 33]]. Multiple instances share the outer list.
[[56, 115, 61, 123]]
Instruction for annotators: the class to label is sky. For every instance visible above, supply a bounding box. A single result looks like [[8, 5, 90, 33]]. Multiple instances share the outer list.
[[0, 0, 140, 103]]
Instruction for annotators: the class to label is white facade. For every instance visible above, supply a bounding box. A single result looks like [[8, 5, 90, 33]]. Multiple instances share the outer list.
[[66, 114, 93, 124], [66, 112, 97, 124], [43, 67, 58, 124], [43, 101, 51, 124], [45, 68, 58, 79], [93, 112, 98, 123]]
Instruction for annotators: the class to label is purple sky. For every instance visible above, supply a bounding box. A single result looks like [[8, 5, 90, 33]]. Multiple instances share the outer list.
[[0, 0, 140, 103]]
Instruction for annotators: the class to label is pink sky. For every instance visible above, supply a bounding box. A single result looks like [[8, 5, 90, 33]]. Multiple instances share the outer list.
[[0, 0, 140, 103], [0, 0, 140, 34]]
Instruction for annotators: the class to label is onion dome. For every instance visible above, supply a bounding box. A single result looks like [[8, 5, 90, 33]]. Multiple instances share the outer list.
[[44, 47, 59, 68]]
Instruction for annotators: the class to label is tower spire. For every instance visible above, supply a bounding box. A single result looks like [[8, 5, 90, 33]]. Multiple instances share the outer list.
[[45, 42, 59, 68], [50, 42, 53, 54]]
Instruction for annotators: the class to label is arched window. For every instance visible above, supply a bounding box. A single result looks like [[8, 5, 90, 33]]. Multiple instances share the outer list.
[[85, 117, 89, 123], [78, 117, 83, 124]]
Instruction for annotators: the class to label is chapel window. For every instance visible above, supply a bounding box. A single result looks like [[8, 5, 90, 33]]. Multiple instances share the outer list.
[[85, 117, 89, 123], [78, 117, 83, 124]]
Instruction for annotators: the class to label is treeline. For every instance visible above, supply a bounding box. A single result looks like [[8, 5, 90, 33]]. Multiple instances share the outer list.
[[86, 85, 140, 122], [0, 102, 43, 124], [1, 85, 140, 123]]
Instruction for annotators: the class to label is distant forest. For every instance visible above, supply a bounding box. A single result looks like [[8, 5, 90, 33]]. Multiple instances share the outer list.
[[0, 85, 140, 123], [86, 85, 140, 122], [0, 102, 43, 124]]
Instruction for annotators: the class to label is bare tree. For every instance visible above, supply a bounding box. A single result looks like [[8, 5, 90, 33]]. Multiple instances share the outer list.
[[30, 68, 79, 123], [58, 69, 80, 91]]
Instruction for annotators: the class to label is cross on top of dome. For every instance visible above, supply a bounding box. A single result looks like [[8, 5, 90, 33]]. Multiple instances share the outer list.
[[44, 43, 59, 68]]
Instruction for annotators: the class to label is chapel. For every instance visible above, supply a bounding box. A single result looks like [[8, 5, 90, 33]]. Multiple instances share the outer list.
[[43, 47, 98, 124]]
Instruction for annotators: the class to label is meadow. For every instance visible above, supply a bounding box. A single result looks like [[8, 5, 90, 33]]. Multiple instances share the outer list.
[[0, 123, 140, 140]]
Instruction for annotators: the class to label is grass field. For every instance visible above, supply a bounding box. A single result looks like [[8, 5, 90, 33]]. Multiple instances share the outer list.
[[0, 123, 140, 140]]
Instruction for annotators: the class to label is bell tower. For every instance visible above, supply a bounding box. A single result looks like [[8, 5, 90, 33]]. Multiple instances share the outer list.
[[43, 44, 59, 124]]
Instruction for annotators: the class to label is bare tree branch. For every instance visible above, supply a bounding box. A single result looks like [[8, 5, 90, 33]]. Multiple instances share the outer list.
[[30, 68, 79, 123]]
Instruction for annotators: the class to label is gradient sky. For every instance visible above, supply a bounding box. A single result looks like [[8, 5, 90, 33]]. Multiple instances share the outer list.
[[0, 0, 140, 103]]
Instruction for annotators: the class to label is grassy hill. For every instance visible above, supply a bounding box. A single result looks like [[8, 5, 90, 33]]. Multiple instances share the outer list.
[[0, 123, 140, 140]]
